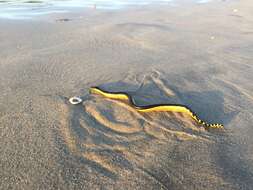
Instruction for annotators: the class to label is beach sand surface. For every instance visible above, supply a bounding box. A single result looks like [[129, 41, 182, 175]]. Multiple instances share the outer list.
[[0, 0, 253, 189]]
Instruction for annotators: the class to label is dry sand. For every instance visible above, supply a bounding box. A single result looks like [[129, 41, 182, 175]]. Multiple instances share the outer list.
[[0, 0, 253, 189]]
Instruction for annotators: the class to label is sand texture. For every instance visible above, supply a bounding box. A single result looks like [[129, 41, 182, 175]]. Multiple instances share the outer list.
[[0, 0, 253, 189]]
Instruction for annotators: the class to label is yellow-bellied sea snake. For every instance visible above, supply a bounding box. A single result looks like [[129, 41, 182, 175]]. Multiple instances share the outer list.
[[89, 86, 224, 130]]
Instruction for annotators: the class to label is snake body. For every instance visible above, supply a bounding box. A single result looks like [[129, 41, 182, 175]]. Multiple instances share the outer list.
[[89, 87, 224, 129]]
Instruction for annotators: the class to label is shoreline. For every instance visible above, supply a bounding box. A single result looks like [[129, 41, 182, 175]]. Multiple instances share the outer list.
[[0, 0, 228, 20]]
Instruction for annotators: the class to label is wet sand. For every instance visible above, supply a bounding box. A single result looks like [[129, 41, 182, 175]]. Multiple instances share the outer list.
[[1, 0, 253, 189]]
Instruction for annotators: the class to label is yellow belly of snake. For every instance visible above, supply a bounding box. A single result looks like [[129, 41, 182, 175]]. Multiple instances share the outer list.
[[90, 87, 224, 129]]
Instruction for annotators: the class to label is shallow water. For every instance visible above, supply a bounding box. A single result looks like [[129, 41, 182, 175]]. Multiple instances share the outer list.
[[0, 0, 213, 19]]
